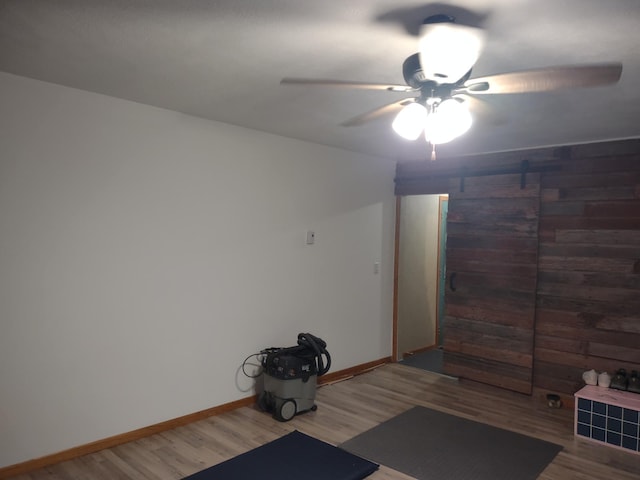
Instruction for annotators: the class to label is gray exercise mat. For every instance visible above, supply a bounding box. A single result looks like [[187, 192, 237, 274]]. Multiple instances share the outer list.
[[340, 406, 562, 480]]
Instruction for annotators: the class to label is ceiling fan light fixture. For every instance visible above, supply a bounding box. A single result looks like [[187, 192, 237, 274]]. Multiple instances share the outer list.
[[418, 22, 486, 83], [392, 102, 427, 140], [425, 98, 472, 145]]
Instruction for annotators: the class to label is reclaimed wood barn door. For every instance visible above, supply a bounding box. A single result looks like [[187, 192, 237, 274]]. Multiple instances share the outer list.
[[443, 173, 541, 394]]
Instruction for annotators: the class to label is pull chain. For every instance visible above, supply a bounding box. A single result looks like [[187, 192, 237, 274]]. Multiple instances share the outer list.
[[426, 95, 437, 162]]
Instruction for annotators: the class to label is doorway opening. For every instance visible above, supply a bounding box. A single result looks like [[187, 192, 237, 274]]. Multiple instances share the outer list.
[[394, 194, 448, 373]]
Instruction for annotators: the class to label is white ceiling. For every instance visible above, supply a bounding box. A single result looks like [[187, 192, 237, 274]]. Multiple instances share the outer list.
[[1, 0, 639, 161]]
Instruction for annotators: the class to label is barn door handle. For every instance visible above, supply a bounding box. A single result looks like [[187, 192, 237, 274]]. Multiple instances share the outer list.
[[449, 272, 457, 292]]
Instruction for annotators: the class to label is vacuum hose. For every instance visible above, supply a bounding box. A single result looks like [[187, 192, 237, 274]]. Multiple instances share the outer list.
[[297, 333, 331, 377]]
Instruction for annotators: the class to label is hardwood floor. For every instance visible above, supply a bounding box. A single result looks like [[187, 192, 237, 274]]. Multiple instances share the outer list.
[[7, 363, 640, 479]]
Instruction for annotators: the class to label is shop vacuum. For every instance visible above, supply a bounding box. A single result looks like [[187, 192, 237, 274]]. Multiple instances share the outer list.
[[245, 333, 331, 422]]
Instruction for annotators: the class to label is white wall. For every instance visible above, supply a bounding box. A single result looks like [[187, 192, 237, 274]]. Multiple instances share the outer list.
[[0, 72, 396, 468], [397, 195, 440, 356]]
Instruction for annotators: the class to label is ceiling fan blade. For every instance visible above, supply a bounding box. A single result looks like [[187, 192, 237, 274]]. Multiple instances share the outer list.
[[462, 63, 623, 94], [280, 78, 415, 92], [341, 98, 416, 127], [455, 94, 508, 126]]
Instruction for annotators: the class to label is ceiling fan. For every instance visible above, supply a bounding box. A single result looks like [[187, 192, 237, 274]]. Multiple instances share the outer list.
[[281, 14, 623, 159]]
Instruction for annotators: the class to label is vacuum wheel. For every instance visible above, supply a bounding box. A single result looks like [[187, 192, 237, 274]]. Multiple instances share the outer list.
[[274, 399, 297, 422], [257, 391, 272, 412]]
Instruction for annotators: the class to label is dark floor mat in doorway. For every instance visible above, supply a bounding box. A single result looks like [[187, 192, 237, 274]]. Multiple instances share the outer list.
[[399, 348, 443, 373]]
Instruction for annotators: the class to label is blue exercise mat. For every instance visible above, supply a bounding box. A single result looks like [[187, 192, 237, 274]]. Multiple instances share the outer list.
[[183, 430, 378, 480]]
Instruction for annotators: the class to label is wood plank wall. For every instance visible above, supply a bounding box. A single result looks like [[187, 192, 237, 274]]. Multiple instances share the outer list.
[[534, 141, 640, 396], [395, 138, 640, 399]]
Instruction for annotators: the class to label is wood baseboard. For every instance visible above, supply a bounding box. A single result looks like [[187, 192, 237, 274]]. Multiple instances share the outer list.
[[0, 357, 391, 478], [319, 357, 391, 385]]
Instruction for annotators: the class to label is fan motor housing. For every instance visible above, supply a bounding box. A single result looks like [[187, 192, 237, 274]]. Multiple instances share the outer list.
[[403, 52, 473, 103], [402, 53, 429, 88]]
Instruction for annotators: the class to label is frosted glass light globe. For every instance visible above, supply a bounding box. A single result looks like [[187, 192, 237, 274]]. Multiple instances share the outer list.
[[392, 103, 427, 140], [425, 99, 472, 144]]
